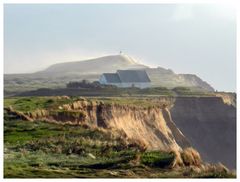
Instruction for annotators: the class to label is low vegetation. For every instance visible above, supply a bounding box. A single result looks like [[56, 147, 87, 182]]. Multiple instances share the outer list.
[[4, 96, 172, 112], [140, 151, 175, 168], [5, 78, 214, 97], [4, 120, 235, 178], [4, 119, 138, 178], [4, 96, 235, 178], [4, 97, 73, 112]]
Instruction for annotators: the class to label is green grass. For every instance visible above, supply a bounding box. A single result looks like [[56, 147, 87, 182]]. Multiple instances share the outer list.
[[4, 91, 214, 113], [2, 119, 157, 178], [4, 96, 171, 112], [4, 97, 73, 112], [140, 151, 175, 168], [87, 96, 175, 109], [4, 120, 72, 145], [4, 119, 235, 178], [5, 79, 214, 98], [172, 87, 213, 96], [4, 119, 141, 178]]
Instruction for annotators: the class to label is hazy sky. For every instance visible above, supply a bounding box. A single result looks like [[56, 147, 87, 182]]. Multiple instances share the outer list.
[[4, 4, 236, 91]]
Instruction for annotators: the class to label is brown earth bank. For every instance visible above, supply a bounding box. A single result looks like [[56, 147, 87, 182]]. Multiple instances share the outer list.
[[170, 96, 236, 169], [5, 95, 236, 170]]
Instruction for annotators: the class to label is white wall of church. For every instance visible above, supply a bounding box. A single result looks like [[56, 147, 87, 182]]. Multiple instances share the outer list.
[[120, 82, 151, 88], [99, 75, 107, 84]]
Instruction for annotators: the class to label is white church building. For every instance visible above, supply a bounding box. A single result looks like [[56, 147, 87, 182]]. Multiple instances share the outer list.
[[99, 70, 151, 88]]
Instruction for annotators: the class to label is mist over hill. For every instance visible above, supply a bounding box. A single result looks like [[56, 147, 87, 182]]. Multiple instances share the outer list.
[[4, 54, 214, 93], [37, 54, 148, 76]]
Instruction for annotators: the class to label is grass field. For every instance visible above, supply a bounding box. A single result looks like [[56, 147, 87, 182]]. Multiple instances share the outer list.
[[4, 96, 173, 112], [5, 84, 216, 98], [4, 119, 174, 178]]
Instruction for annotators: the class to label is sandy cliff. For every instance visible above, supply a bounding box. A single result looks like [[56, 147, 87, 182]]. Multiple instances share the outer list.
[[22, 100, 190, 152], [97, 104, 190, 151]]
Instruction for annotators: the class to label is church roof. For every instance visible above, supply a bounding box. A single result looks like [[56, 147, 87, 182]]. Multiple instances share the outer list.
[[117, 70, 151, 83], [102, 70, 151, 83]]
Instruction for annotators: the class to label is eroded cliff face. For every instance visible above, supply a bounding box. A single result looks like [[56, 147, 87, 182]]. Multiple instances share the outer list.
[[20, 100, 190, 153], [96, 104, 190, 151], [170, 97, 236, 169], [5, 95, 236, 169]]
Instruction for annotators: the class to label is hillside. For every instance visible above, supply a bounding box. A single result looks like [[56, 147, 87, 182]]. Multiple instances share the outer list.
[[36, 54, 148, 76], [145, 67, 214, 91], [4, 54, 214, 94]]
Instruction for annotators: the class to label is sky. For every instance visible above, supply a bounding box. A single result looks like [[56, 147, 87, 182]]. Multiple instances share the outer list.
[[4, 4, 236, 91]]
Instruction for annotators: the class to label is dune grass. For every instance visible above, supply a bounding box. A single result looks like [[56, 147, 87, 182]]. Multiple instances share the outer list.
[[4, 97, 73, 112]]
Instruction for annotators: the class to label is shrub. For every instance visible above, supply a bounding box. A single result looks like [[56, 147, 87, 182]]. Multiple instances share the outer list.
[[140, 151, 175, 168], [181, 147, 202, 166], [46, 99, 54, 104]]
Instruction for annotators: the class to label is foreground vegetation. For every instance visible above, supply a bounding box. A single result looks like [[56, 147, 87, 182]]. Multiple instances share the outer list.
[[4, 119, 171, 178], [4, 96, 236, 178], [4, 119, 235, 178]]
